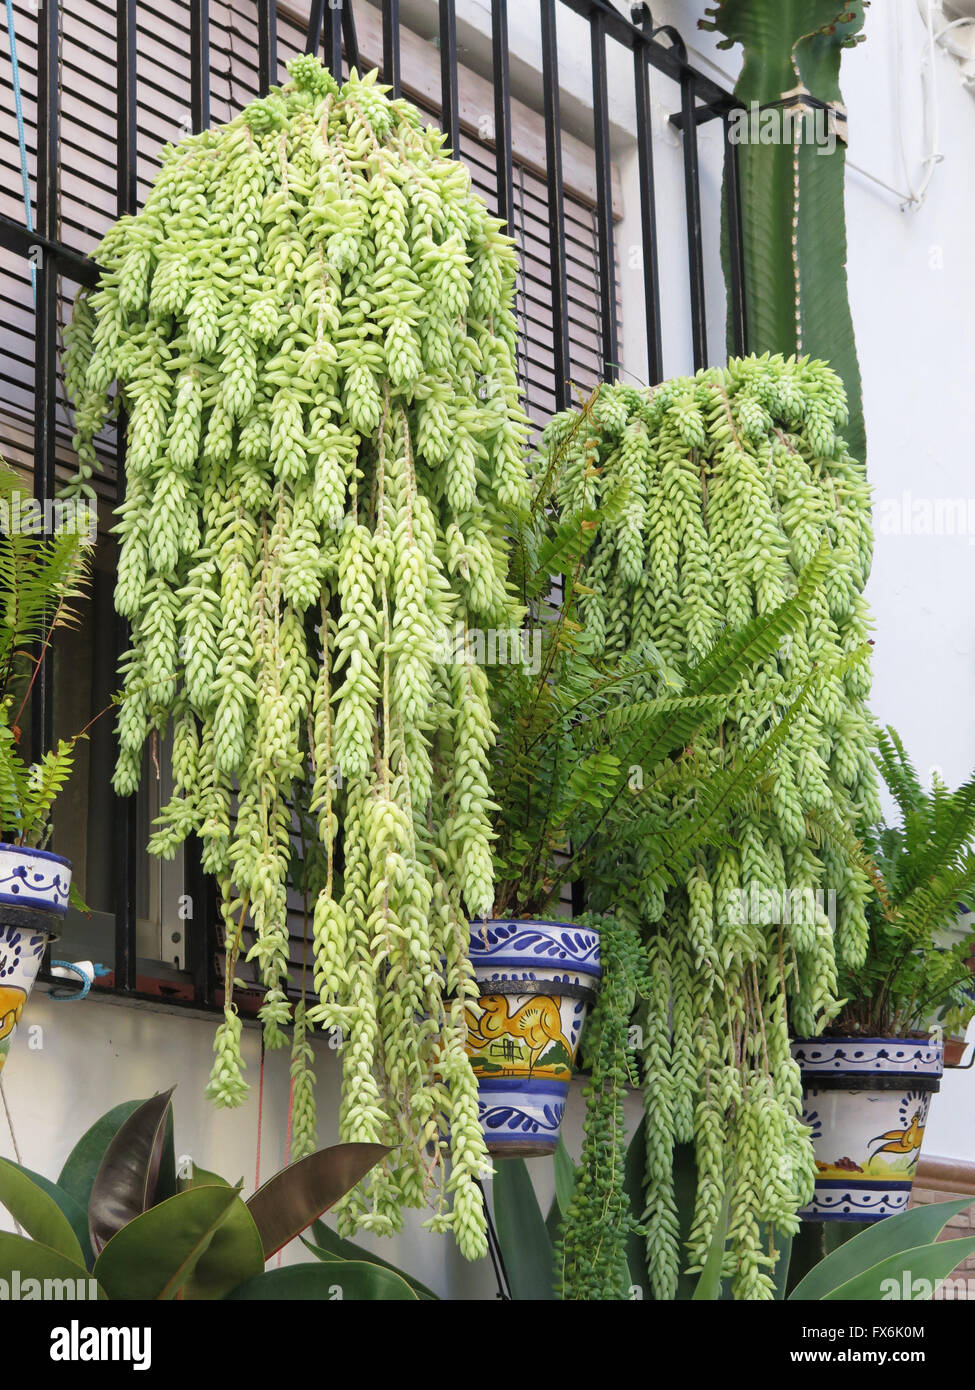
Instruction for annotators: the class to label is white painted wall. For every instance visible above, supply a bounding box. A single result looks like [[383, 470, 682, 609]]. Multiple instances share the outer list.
[[4, 0, 975, 1294], [0, 993, 501, 1298], [0, 991, 643, 1299]]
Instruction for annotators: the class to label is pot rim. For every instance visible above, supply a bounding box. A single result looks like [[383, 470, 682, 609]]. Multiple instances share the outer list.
[[469, 916, 601, 936], [0, 841, 72, 870], [792, 1035, 943, 1047]]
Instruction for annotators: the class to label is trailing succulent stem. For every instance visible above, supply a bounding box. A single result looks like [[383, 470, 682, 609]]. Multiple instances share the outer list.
[[543, 356, 878, 1299], [62, 56, 534, 1258], [555, 913, 649, 1300]]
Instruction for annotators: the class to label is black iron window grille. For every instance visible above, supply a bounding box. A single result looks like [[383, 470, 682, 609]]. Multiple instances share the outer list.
[[0, 0, 745, 1015]]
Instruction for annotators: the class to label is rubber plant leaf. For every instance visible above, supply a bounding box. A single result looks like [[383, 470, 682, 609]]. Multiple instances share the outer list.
[[2, 1163, 93, 1269], [245, 1143, 390, 1260], [92, 1185, 241, 1300], [177, 1165, 232, 1192], [492, 1157, 555, 1301], [182, 1190, 265, 1301], [88, 1087, 176, 1255], [226, 1260, 419, 1300], [305, 1221, 440, 1300], [57, 1098, 146, 1210], [0, 1231, 105, 1298], [789, 1195, 975, 1300], [0, 1158, 85, 1265]]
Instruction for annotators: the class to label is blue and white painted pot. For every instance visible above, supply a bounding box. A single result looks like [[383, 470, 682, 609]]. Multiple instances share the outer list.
[[466, 919, 601, 1156], [792, 1036, 944, 1223], [0, 843, 71, 916], [0, 844, 70, 1075]]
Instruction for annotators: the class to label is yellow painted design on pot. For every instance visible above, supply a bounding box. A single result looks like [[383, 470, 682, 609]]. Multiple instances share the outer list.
[[464, 995, 573, 1081], [0, 985, 26, 1043]]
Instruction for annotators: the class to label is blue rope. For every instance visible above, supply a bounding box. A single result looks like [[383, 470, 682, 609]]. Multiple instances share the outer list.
[[48, 961, 92, 1002], [4, 0, 37, 303]]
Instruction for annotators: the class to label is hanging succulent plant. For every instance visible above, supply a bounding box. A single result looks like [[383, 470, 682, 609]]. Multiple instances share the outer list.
[[62, 55, 533, 1258], [542, 353, 879, 1299]]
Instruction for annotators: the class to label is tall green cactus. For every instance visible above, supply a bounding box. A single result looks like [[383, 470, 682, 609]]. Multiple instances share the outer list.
[[703, 2, 868, 464]]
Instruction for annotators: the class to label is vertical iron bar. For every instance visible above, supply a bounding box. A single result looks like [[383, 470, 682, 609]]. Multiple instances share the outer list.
[[439, 0, 459, 155], [31, 0, 59, 765], [257, 0, 278, 95], [115, 0, 140, 994], [186, 836, 216, 1008], [117, 0, 138, 219], [540, 0, 569, 412], [633, 40, 663, 384], [113, 807, 138, 992], [381, 0, 401, 97], [305, 0, 324, 55], [30, 266, 57, 762], [35, 0, 59, 243], [342, 1, 360, 75], [190, 0, 211, 133], [590, 9, 618, 382], [679, 68, 708, 370], [491, 0, 513, 228], [723, 113, 748, 358], [324, 1, 342, 81]]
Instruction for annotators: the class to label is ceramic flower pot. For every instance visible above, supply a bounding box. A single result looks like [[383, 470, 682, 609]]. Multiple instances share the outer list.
[[792, 1036, 944, 1222], [466, 918, 601, 1157], [0, 844, 70, 1075]]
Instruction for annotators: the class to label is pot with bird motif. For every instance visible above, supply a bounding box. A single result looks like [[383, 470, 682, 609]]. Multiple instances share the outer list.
[[792, 1036, 944, 1222], [465, 919, 601, 1156], [0, 844, 70, 1075]]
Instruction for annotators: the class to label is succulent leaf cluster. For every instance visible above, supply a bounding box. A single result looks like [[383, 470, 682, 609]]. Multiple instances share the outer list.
[[62, 56, 533, 1258], [544, 355, 878, 1299]]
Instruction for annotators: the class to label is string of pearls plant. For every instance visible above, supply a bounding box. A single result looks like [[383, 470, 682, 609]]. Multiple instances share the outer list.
[[62, 55, 533, 1258], [544, 354, 879, 1299]]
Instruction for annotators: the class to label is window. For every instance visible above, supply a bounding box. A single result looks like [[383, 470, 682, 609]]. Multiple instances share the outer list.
[[0, 0, 623, 1003]]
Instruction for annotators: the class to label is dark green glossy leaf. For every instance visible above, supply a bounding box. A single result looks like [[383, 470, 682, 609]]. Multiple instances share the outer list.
[[9, 1165, 93, 1270], [246, 1143, 389, 1260], [183, 1191, 265, 1300], [155, 1104, 178, 1203], [226, 1260, 418, 1300], [305, 1221, 439, 1300], [0, 1159, 84, 1265], [57, 1099, 146, 1211], [92, 1184, 241, 1300], [89, 1087, 176, 1255], [0, 1232, 105, 1298], [178, 1164, 231, 1192]]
